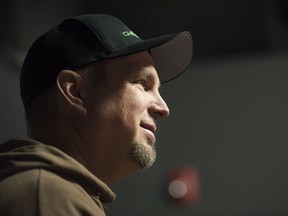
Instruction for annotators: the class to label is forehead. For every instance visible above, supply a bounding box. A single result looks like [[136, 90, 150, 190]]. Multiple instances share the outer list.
[[103, 51, 159, 81]]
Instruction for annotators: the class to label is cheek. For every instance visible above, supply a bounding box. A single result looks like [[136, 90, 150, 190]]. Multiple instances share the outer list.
[[85, 87, 148, 139], [119, 90, 147, 122], [102, 91, 147, 143]]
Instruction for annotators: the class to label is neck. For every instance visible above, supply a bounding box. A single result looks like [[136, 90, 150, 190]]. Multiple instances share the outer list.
[[29, 120, 140, 185]]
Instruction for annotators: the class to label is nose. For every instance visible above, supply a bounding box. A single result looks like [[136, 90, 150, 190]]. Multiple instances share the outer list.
[[149, 92, 170, 120]]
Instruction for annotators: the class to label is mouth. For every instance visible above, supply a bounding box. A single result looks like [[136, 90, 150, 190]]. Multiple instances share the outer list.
[[140, 122, 157, 134]]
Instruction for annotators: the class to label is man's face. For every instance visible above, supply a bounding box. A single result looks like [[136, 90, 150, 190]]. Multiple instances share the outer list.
[[80, 51, 169, 178]]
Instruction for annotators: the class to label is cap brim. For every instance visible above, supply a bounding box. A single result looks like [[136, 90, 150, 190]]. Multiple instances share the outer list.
[[151, 32, 193, 83], [103, 32, 193, 83]]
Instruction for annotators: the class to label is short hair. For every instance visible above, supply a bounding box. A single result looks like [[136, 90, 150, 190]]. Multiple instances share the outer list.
[[75, 61, 107, 87], [25, 61, 107, 137]]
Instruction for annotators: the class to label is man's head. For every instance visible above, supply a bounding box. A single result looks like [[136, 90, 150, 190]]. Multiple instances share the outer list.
[[21, 14, 192, 110], [20, 14, 193, 183]]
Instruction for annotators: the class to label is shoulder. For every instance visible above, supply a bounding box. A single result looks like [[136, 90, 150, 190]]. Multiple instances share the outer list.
[[0, 169, 105, 216], [0, 169, 40, 215], [38, 169, 105, 215]]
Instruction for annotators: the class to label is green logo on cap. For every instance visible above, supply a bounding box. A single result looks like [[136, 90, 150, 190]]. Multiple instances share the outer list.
[[122, 31, 139, 38]]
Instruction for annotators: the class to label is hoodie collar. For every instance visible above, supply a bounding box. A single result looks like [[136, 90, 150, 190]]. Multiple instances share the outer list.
[[0, 138, 116, 203]]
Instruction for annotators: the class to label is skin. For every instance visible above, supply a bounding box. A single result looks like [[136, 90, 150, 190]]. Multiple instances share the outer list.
[[55, 51, 169, 184]]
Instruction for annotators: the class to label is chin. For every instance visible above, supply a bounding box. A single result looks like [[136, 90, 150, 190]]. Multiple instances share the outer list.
[[129, 140, 157, 169]]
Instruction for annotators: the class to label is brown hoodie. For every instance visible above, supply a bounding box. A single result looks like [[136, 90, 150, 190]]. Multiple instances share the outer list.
[[0, 138, 116, 216]]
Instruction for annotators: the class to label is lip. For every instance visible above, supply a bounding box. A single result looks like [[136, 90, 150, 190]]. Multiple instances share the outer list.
[[140, 122, 157, 134]]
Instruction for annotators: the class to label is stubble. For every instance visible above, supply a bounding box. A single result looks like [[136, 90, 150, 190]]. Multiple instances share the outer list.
[[130, 140, 157, 169]]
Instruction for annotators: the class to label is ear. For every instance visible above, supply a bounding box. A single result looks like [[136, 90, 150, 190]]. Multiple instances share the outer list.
[[56, 70, 87, 115]]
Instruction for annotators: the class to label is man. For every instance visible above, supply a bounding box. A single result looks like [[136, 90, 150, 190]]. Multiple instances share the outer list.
[[0, 14, 192, 215]]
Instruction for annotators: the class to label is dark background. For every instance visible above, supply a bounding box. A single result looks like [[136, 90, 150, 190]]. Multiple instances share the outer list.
[[1, 0, 288, 215]]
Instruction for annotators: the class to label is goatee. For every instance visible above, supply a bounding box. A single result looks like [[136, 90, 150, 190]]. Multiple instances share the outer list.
[[130, 140, 157, 169]]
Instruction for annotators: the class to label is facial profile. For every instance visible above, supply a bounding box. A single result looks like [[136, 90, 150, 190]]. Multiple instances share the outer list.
[[78, 51, 170, 178]]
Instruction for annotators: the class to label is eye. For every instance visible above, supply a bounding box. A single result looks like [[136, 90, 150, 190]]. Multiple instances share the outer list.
[[135, 80, 147, 91]]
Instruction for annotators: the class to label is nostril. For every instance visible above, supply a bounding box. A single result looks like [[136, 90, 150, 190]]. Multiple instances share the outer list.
[[155, 111, 164, 117], [153, 107, 169, 119]]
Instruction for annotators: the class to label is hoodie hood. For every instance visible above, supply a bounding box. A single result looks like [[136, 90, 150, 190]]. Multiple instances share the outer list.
[[0, 138, 116, 203]]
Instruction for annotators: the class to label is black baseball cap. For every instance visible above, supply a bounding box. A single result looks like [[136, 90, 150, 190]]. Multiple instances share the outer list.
[[20, 14, 193, 109]]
